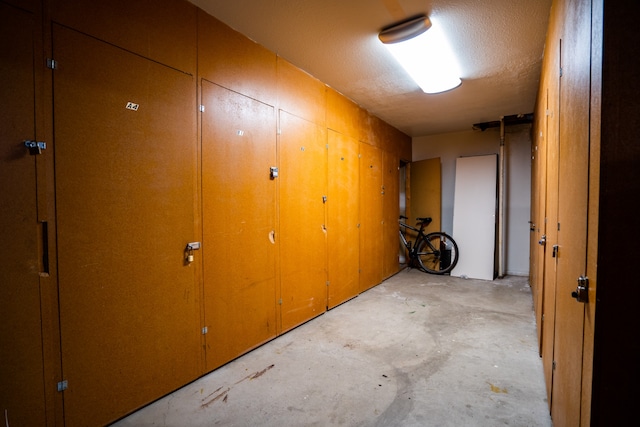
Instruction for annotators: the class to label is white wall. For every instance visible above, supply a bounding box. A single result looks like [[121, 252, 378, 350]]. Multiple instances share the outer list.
[[412, 125, 531, 276]]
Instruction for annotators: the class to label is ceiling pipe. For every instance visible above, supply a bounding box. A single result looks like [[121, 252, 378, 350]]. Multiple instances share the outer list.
[[472, 113, 533, 131]]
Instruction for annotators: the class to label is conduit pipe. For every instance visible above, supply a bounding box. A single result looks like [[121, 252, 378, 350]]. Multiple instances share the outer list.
[[498, 117, 506, 278]]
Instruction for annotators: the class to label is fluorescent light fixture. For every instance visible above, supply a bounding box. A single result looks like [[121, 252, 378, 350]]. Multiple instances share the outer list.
[[379, 15, 462, 94]]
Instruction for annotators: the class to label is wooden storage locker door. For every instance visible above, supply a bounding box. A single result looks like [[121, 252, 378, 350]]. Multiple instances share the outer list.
[[359, 143, 383, 292], [52, 26, 201, 426], [201, 81, 277, 370], [409, 158, 442, 232], [551, 0, 592, 423], [327, 130, 360, 309], [279, 111, 328, 332], [0, 5, 47, 425], [382, 150, 400, 279]]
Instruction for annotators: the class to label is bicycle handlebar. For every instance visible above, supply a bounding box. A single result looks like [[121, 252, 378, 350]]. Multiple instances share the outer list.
[[399, 215, 432, 227]]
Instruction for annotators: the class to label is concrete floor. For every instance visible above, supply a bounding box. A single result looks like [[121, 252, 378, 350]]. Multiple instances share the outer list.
[[112, 269, 552, 426]]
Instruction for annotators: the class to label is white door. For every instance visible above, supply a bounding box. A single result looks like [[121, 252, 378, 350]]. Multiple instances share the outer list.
[[451, 155, 497, 280]]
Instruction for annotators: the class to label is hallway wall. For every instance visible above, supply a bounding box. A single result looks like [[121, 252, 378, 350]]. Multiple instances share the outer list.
[[0, 0, 411, 425], [413, 126, 532, 276]]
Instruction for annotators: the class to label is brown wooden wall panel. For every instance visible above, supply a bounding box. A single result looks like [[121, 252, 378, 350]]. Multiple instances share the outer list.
[[4, 0, 40, 12], [327, 130, 360, 309], [279, 111, 328, 332], [551, 0, 593, 423], [359, 142, 384, 292], [382, 150, 400, 279], [198, 10, 277, 106], [52, 25, 201, 426], [373, 114, 412, 162], [52, 0, 197, 74], [201, 81, 278, 371], [0, 5, 47, 425], [326, 87, 367, 141], [277, 57, 326, 127]]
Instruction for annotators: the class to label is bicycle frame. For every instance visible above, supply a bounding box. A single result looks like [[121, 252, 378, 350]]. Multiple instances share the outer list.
[[399, 221, 429, 260]]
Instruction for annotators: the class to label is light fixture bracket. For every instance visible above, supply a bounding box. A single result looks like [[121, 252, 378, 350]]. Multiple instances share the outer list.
[[378, 14, 432, 44]]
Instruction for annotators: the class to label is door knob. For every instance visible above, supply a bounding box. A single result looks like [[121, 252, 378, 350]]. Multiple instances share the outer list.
[[571, 276, 589, 303]]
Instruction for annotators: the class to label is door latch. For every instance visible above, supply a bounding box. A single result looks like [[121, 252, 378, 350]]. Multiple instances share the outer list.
[[571, 276, 589, 303], [24, 140, 46, 155], [185, 242, 200, 263]]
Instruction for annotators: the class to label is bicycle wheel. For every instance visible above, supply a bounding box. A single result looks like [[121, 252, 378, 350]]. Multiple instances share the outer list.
[[416, 232, 459, 274]]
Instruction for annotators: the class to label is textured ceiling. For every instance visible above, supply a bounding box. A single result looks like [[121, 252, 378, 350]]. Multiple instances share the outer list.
[[187, 0, 552, 137]]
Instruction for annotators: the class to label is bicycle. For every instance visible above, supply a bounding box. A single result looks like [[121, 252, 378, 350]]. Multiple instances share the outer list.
[[399, 215, 459, 275]]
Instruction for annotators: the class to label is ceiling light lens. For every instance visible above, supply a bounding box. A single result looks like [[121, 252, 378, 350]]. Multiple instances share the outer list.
[[381, 18, 462, 94]]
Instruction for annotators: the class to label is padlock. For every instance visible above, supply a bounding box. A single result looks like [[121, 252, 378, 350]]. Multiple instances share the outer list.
[[187, 253, 194, 263]]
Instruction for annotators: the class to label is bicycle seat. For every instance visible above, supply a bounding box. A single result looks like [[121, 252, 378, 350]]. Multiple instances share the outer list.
[[416, 217, 432, 226]]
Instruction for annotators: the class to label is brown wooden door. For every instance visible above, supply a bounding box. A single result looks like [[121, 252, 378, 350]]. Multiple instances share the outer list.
[[532, 92, 549, 355], [279, 111, 327, 332], [550, 0, 592, 424], [359, 142, 383, 292], [0, 4, 47, 425], [201, 81, 278, 370], [327, 130, 359, 308], [382, 150, 400, 279], [53, 25, 201, 426], [541, 21, 562, 405], [409, 157, 442, 234]]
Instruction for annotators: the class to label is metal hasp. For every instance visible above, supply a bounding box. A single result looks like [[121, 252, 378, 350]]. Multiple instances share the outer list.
[[185, 242, 200, 264], [539, 235, 546, 246], [24, 140, 46, 155], [571, 276, 589, 303]]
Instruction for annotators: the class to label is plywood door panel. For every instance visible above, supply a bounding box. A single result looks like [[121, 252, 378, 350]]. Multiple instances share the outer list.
[[534, 91, 549, 355], [201, 81, 277, 370], [53, 25, 201, 426], [52, 0, 197, 74], [279, 111, 327, 332], [198, 10, 277, 107], [551, 0, 592, 423], [327, 130, 359, 308], [542, 86, 559, 404], [540, 15, 563, 403], [359, 143, 383, 292], [451, 155, 497, 281], [409, 158, 442, 232], [0, 5, 47, 425], [382, 150, 400, 279]]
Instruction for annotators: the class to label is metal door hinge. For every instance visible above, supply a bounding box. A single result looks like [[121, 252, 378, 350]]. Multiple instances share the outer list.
[[538, 235, 546, 246], [270, 167, 278, 179], [322, 195, 327, 203], [326, 281, 330, 287], [57, 380, 68, 392], [278, 298, 283, 305], [202, 326, 208, 335], [552, 245, 559, 258], [552, 361, 557, 370], [24, 140, 46, 155], [46, 58, 57, 69], [199, 105, 205, 112]]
